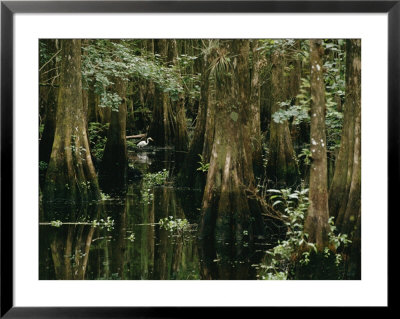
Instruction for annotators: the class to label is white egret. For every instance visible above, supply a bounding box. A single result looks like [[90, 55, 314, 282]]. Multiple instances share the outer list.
[[137, 137, 154, 148]]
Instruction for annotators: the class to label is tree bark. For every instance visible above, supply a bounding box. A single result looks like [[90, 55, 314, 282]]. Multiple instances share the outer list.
[[44, 39, 100, 204], [328, 39, 361, 235], [178, 40, 215, 188], [100, 77, 128, 193], [39, 39, 59, 165], [304, 40, 330, 251], [199, 40, 265, 248], [267, 49, 298, 185], [250, 40, 263, 177], [148, 40, 172, 146], [148, 39, 189, 150], [169, 39, 189, 152]]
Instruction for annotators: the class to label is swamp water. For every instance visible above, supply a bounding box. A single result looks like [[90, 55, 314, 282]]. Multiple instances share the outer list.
[[39, 147, 336, 280]]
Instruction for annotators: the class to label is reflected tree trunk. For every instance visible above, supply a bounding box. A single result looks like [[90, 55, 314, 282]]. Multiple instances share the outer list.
[[48, 203, 100, 279], [109, 200, 127, 279]]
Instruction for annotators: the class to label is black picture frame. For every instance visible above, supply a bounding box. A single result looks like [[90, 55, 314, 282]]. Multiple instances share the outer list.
[[1, 0, 394, 317]]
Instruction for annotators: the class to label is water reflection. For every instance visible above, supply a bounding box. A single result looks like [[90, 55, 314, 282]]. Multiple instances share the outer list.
[[39, 148, 267, 280]]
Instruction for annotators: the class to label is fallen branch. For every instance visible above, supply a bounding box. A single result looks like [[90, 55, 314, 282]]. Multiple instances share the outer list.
[[126, 133, 146, 139]]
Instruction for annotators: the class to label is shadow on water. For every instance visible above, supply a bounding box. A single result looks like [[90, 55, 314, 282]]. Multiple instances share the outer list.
[[40, 147, 285, 280]]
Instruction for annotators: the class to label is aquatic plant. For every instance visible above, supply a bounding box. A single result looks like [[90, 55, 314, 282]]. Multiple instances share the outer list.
[[43, 216, 115, 231], [141, 169, 169, 204], [197, 154, 210, 173], [159, 216, 190, 233], [258, 187, 351, 280]]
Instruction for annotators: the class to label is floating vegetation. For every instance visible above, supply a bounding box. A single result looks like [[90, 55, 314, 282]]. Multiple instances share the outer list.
[[141, 169, 169, 204], [41, 216, 115, 231], [159, 216, 195, 234], [100, 192, 111, 200], [127, 233, 136, 242]]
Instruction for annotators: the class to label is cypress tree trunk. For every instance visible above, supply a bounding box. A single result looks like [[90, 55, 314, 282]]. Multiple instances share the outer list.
[[199, 40, 265, 247], [39, 39, 59, 165], [178, 40, 215, 188], [148, 39, 189, 150], [44, 39, 100, 204], [267, 50, 298, 184], [304, 40, 330, 251], [148, 40, 172, 146], [100, 77, 128, 193], [250, 40, 263, 177], [329, 39, 361, 235], [169, 39, 189, 152]]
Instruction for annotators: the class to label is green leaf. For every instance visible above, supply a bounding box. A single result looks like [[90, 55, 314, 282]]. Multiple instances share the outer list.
[[272, 201, 282, 207]]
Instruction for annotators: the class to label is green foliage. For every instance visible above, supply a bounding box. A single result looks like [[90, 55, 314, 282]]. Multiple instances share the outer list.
[[39, 123, 45, 138], [327, 217, 352, 250], [39, 161, 48, 171], [39, 41, 51, 68], [126, 140, 139, 151], [175, 54, 201, 101], [47, 216, 115, 231], [50, 220, 62, 227], [197, 154, 210, 173], [143, 169, 169, 187], [271, 77, 310, 125], [141, 169, 169, 204], [127, 233, 136, 242], [88, 122, 109, 161], [269, 39, 345, 156], [298, 148, 312, 165], [100, 192, 111, 200], [82, 40, 198, 111], [259, 187, 351, 280], [209, 44, 233, 84], [159, 216, 190, 233], [259, 39, 301, 58], [92, 216, 115, 231], [323, 40, 346, 152]]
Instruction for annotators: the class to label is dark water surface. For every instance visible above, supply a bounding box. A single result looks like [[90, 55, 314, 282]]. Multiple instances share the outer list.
[[39, 147, 275, 280]]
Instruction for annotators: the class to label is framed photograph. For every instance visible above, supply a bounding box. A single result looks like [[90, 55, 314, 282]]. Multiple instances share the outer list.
[[1, 0, 394, 316]]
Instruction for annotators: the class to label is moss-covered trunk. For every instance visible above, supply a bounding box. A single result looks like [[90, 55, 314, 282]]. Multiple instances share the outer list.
[[267, 50, 298, 184], [44, 39, 100, 204], [199, 40, 265, 249], [178, 41, 214, 188], [304, 40, 330, 251], [250, 40, 263, 177], [169, 39, 189, 152], [328, 39, 361, 279], [329, 39, 361, 235]]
